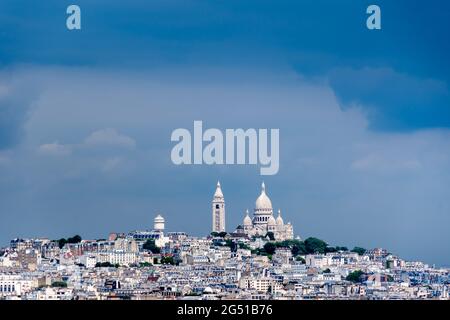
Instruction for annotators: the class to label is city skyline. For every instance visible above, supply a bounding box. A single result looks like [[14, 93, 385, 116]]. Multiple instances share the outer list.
[[1, 0, 450, 268], [1, 179, 444, 269], [1, 171, 449, 267], [1, 206, 448, 300]]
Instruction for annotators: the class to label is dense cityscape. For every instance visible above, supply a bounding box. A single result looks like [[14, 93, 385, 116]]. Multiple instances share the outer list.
[[0, 182, 448, 300]]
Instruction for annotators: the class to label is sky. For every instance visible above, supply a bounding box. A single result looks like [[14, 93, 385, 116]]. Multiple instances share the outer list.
[[0, 1, 449, 266]]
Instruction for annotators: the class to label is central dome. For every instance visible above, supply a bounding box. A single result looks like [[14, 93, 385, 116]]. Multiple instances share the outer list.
[[255, 182, 273, 210]]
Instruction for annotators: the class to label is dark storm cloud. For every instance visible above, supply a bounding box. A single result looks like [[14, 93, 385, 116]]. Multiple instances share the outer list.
[[0, 0, 450, 132], [328, 67, 450, 131], [0, 73, 38, 150]]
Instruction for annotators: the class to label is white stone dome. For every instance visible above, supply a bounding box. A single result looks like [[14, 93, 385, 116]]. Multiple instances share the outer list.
[[276, 210, 284, 225], [268, 215, 277, 226], [243, 210, 252, 226], [154, 214, 165, 223], [255, 182, 272, 210]]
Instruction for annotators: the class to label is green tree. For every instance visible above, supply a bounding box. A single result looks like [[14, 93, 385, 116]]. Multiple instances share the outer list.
[[51, 281, 67, 288], [346, 270, 365, 283], [304, 237, 328, 254], [291, 242, 307, 256], [351, 247, 367, 256], [296, 256, 306, 264], [57, 235, 82, 249], [210, 232, 219, 237], [139, 262, 152, 268], [160, 256, 175, 265], [325, 246, 337, 253], [238, 243, 251, 250], [266, 239, 307, 256], [143, 239, 161, 254], [58, 238, 67, 249], [263, 242, 276, 255], [67, 235, 82, 244], [225, 240, 238, 252], [323, 268, 331, 274], [95, 262, 118, 268], [266, 232, 275, 241], [218, 232, 228, 238]]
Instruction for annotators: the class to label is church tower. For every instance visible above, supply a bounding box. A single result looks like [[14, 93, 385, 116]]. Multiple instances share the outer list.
[[212, 181, 226, 233]]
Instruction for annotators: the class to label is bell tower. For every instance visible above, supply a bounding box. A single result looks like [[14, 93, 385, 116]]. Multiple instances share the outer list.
[[212, 181, 226, 233]]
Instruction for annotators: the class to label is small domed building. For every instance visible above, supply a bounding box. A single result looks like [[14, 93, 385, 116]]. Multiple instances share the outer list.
[[153, 214, 165, 232]]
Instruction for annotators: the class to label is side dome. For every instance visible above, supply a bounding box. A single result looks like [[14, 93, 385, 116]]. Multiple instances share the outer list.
[[276, 210, 284, 225], [255, 182, 272, 210], [268, 215, 277, 226], [243, 210, 252, 226]]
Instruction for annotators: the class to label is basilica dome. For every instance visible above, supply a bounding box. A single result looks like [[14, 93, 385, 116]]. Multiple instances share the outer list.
[[276, 210, 284, 225], [243, 210, 252, 226], [268, 215, 277, 226], [255, 182, 273, 210]]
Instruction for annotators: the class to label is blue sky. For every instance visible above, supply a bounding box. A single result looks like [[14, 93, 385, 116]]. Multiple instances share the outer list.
[[0, 1, 449, 265]]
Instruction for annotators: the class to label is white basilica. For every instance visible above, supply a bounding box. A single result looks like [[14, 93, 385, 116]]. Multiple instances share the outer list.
[[236, 182, 294, 241], [212, 181, 294, 240]]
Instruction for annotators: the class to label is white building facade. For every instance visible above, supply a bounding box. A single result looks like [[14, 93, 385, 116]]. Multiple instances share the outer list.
[[236, 183, 294, 241]]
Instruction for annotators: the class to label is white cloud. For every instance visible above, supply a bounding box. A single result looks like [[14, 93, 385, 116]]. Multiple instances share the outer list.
[[84, 128, 136, 149], [351, 154, 422, 172], [102, 157, 123, 172], [38, 141, 72, 156]]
